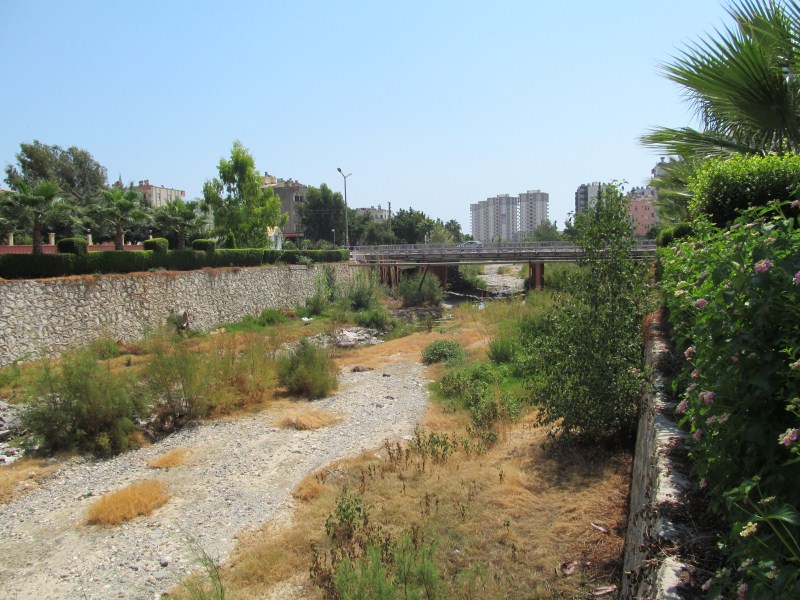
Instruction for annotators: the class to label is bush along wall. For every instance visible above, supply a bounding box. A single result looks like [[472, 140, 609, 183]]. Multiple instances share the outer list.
[[660, 202, 800, 598], [0, 247, 350, 279]]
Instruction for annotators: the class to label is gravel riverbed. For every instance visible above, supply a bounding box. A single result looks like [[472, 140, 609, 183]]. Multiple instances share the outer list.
[[0, 360, 429, 599]]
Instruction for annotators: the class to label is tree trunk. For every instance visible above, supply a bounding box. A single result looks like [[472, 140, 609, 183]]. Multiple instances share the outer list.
[[115, 225, 124, 251], [32, 222, 43, 254], [177, 233, 186, 250]]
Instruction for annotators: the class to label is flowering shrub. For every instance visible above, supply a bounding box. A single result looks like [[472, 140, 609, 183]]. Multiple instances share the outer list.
[[660, 202, 800, 598]]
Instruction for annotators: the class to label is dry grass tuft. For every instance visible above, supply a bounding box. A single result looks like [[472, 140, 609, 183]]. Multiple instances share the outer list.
[[147, 447, 189, 469], [86, 480, 170, 527], [0, 459, 59, 504], [278, 409, 341, 431], [293, 475, 327, 502]]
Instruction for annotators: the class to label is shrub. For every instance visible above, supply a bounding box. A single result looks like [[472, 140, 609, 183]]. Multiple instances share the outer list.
[[143, 237, 169, 254], [278, 338, 339, 399], [689, 153, 800, 225], [660, 202, 800, 597], [348, 270, 381, 310], [355, 307, 396, 332], [22, 347, 146, 455], [421, 339, 466, 365], [0, 253, 76, 279], [143, 333, 212, 429], [397, 272, 443, 307], [191, 239, 216, 253], [57, 237, 88, 255], [209, 248, 263, 267], [81, 250, 153, 274], [165, 249, 205, 271], [487, 336, 515, 364]]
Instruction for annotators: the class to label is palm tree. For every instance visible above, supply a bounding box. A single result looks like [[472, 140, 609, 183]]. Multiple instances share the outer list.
[[154, 199, 206, 250], [642, 0, 800, 158], [89, 188, 149, 250], [0, 180, 66, 253]]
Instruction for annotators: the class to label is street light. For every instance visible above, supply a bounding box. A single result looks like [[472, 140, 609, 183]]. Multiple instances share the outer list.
[[331, 228, 336, 247], [337, 167, 351, 248]]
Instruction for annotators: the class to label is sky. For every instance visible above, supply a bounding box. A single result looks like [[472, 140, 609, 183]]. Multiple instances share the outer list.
[[0, 0, 731, 233]]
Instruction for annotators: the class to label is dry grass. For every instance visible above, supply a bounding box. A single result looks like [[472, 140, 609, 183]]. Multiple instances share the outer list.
[[86, 480, 170, 527], [278, 409, 342, 431], [147, 447, 190, 469], [0, 458, 59, 504]]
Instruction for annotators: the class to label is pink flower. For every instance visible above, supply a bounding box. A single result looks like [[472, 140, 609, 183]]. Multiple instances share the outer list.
[[779, 428, 798, 447], [732, 354, 739, 363], [792, 199, 800, 209], [699, 391, 716, 406], [794, 271, 800, 286], [707, 415, 719, 425], [691, 369, 701, 379], [754, 259, 773, 273], [738, 582, 748, 599], [674, 289, 687, 298], [687, 383, 699, 393], [693, 428, 703, 441], [695, 298, 708, 308], [684, 346, 695, 359], [677, 400, 689, 414]]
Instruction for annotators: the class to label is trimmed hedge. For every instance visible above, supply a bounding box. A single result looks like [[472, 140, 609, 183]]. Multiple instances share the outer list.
[[0, 247, 349, 279], [143, 238, 169, 254], [689, 153, 800, 225], [57, 237, 88, 255], [191, 239, 216, 253], [0, 253, 78, 279]]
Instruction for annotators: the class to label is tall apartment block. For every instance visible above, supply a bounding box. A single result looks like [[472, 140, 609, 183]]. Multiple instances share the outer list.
[[574, 182, 600, 215], [470, 190, 549, 243]]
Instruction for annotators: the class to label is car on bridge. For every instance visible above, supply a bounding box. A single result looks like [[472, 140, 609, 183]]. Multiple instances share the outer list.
[[457, 240, 483, 248]]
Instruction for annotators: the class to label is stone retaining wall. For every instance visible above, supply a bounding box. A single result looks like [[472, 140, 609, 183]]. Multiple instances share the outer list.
[[0, 265, 355, 367], [621, 325, 692, 599]]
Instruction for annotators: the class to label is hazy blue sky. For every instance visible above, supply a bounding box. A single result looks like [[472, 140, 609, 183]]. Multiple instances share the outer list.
[[1, 1, 730, 232]]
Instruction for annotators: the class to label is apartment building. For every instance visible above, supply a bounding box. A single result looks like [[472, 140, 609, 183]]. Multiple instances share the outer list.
[[574, 182, 601, 215], [132, 180, 185, 208], [627, 185, 659, 237], [261, 173, 307, 237], [470, 190, 549, 243], [355, 205, 391, 221], [518, 189, 549, 237]]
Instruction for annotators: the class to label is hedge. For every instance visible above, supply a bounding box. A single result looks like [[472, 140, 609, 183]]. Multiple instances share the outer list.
[[143, 238, 169, 254], [191, 239, 216, 253], [689, 153, 800, 225], [57, 237, 88, 256], [0, 247, 350, 279]]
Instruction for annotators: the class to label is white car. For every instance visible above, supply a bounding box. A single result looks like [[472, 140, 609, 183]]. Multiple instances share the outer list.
[[458, 240, 483, 248]]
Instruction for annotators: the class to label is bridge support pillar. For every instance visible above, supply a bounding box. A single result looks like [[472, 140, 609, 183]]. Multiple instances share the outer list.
[[528, 261, 544, 291]]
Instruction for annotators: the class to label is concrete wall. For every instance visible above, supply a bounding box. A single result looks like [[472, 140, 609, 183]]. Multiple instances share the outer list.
[[621, 326, 693, 599], [0, 265, 354, 367]]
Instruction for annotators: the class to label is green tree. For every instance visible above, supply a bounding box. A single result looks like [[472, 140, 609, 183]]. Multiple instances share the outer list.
[[523, 184, 647, 443], [524, 219, 561, 242], [88, 188, 149, 250], [154, 199, 206, 249], [5, 140, 107, 205], [0, 180, 70, 253], [444, 219, 464, 243], [295, 183, 346, 243], [641, 0, 800, 158], [361, 219, 397, 245], [391, 208, 434, 244], [650, 158, 700, 226], [201, 141, 285, 248], [427, 220, 455, 244]]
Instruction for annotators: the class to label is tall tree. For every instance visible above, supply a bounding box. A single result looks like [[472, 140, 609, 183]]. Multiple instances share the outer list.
[[0, 181, 68, 253], [5, 141, 108, 205], [641, 0, 800, 158], [427, 220, 455, 244], [444, 219, 464, 243], [524, 219, 561, 242], [295, 183, 346, 243], [201, 141, 285, 248], [154, 199, 206, 250], [391, 208, 434, 244], [88, 188, 149, 250]]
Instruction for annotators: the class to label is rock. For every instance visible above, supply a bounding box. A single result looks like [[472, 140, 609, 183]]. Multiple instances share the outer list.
[[159, 557, 170, 567], [351, 365, 374, 372]]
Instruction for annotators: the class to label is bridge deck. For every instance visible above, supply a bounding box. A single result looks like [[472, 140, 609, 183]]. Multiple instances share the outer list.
[[350, 241, 657, 265]]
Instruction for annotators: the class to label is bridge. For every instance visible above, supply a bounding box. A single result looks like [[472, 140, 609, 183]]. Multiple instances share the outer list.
[[351, 240, 657, 265], [350, 240, 657, 290]]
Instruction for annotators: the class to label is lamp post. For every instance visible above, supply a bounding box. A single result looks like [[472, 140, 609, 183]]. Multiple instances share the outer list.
[[331, 228, 336, 247], [337, 167, 351, 248]]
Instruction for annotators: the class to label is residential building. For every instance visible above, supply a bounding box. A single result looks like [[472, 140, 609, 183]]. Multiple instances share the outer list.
[[627, 185, 659, 237], [518, 189, 549, 237], [574, 182, 600, 215], [470, 193, 521, 243], [132, 180, 185, 208], [355, 205, 391, 221], [261, 173, 307, 238]]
